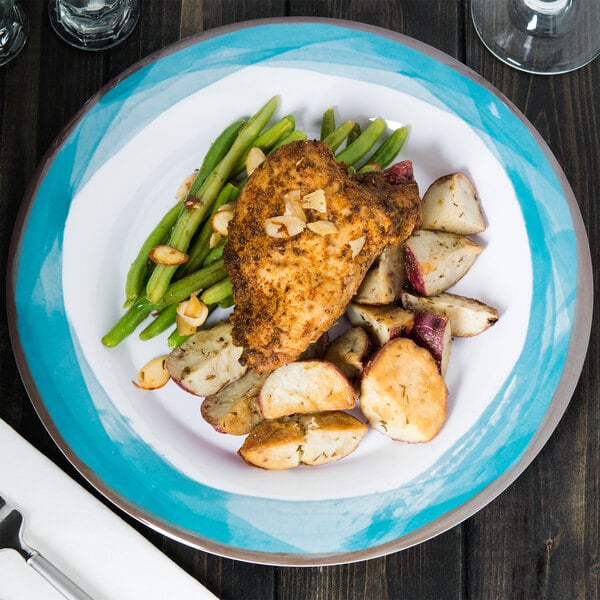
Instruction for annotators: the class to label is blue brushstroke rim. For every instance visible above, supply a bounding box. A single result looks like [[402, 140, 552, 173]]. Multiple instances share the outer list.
[[7, 18, 593, 566]]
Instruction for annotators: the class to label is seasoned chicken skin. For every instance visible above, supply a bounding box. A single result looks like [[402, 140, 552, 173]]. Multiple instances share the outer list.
[[224, 140, 420, 372]]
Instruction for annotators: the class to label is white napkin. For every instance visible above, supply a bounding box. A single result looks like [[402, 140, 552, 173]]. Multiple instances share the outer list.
[[0, 419, 218, 600]]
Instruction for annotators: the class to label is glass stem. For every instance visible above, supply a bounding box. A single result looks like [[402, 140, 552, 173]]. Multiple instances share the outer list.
[[511, 0, 576, 35]]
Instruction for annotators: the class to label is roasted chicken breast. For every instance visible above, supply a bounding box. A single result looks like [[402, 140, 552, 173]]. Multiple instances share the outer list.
[[224, 139, 421, 371]]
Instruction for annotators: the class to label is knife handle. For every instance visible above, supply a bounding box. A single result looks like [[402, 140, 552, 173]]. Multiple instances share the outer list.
[[28, 551, 94, 600]]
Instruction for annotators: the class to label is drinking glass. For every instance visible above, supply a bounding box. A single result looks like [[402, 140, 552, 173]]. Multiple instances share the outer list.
[[0, 0, 28, 67], [471, 0, 600, 74], [47, 0, 140, 51]]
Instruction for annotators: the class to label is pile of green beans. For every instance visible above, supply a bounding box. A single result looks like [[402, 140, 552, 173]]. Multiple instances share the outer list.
[[102, 98, 409, 349]]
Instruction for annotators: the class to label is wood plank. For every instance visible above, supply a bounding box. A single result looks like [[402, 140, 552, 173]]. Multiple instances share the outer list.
[[278, 527, 464, 600], [464, 7, 600, 598], [202, 0, 286, 31], [180, 0, 205, 39], [289, 0, 464, 59]]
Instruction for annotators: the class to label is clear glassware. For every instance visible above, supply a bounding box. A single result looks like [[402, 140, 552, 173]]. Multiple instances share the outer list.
[[471, 0, 600, 74], [47, 0, 140, 51], [0, 0, 28, 67]]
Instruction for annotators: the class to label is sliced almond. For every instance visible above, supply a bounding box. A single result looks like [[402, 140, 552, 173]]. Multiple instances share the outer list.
[[209, 232, 222, 249], [246, 146, 266, 176], [149, 245, 188, 265], [211, 209, 234, 237], [307, 220, 338, 235], [183, 293, 207, 319], [176, 314, 199, 337], [282, 189, 302, 203], [217, 201, 237, 213], [133, 355, 170, 390], [283, 190, 307, 222], [348, 236, 366, 257], [175, 170, 198, 200], [176, 297, 209, 334], [265, 215, 306, 238], [301, 189, 327, 213]]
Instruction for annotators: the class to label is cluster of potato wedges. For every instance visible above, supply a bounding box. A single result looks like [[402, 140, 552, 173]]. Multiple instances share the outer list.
[[163, 172, 499, 470]]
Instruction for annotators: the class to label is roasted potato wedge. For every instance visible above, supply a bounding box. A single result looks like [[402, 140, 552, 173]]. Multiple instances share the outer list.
[[298, 331, 330, 360], [354, 243, 406, 305], [298, 411, 368, 466], [360, 337, 447, 443], [404, 230, 482, 296], [257, 360, 356, 419], [201, 370, 269, 435], [401, 291, 499, 337], [346, 302, 414, 346], [238, 416, 304, 470], [166, 320, 247, 397], [420, 173, 486, 235], [238, 411, 368, 470], [324, 326, 371, 381]]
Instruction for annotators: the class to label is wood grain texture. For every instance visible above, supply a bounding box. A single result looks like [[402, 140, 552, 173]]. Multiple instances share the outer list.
[[0, 1, 598, 599], [465, 5, 600, 599]]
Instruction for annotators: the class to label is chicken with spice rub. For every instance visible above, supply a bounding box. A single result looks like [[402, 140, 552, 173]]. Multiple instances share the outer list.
[[224, 139, 421, 372]]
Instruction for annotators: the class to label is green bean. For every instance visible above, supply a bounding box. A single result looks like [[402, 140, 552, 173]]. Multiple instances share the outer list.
[[102, 259, 228, 347], [271, 129, 308, 150], [177, 185, 235, 276], [145, 96, 279, 304], [320, 107, 336, 140], [232, 115, 295, 174], [218, 294, 235, 309], [200, 277, 232, 306], [347, 122, 362, 145], [359, 126, 408, 171], [202, 242, 225, 267], [138, 304, 178, 341], [356, 163, 380, 174], [102, 296, 155, 348], [336, 118, 387, 166], [176, 182, 239, 277], [189, 118, 246, 196], [322, 120, 356, 152], [123, 201, 181, 307], [158, 259, 228, 307], [123, 118, 244, 307], [167, 328, 190, 348]]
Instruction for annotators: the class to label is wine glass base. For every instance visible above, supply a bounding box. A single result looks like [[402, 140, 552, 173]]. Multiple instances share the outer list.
[[47, 1, 139, 51], [0, 2, 28, 67], [471, 0, 600, 75]]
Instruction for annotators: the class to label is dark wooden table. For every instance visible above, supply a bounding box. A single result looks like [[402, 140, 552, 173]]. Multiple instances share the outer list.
[[1, 2, 598, 598]]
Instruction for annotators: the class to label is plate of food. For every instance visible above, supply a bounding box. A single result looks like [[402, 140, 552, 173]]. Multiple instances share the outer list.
[[8, 18, 592, 565]]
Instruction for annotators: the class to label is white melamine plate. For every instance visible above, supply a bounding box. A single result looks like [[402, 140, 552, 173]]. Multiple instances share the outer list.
[[8, 18, 592, 565]]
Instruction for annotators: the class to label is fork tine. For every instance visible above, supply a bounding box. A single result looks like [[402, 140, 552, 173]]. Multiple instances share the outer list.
[[0, 494, 33, 559], [0, 493, 93, 599]]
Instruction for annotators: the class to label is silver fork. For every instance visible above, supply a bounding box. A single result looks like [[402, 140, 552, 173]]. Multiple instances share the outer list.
[[0, 494, 93, 599]]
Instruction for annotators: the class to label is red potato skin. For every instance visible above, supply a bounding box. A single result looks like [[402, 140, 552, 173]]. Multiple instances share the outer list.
[[404, 245, 427, 295], [410, 312, 450, 372], [383, 160, 415, 184], [400, 291, 499, 337]]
